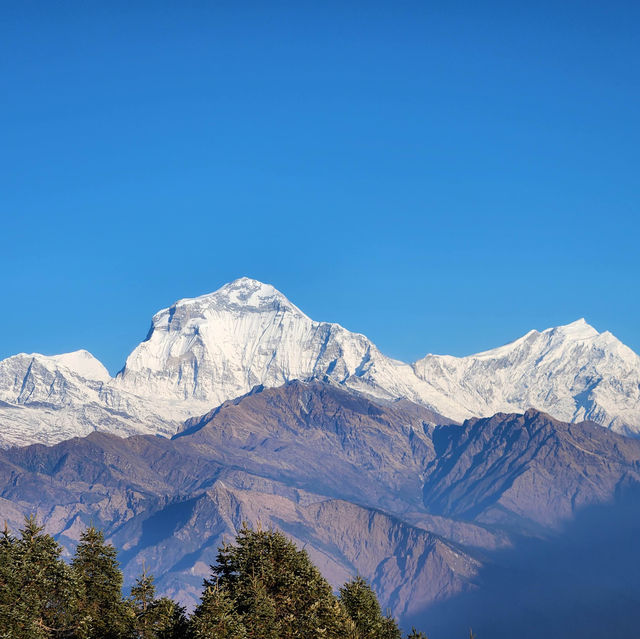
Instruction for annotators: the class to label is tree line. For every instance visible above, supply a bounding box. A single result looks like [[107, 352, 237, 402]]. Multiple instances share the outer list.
[[0, 516, 431, 638]]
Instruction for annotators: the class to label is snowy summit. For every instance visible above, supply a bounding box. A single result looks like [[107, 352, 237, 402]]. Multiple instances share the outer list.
[[0, 278, 638, 447]]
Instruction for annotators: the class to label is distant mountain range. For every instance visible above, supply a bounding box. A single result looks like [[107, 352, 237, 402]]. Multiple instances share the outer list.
[[0, 277, 638, 447], [0, 278, 640, 446], [2, 282, 639, 636], [1, 380, 639, 636]]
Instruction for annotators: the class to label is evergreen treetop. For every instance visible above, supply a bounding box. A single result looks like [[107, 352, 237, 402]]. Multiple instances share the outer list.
[[0, 517, 433, 639]]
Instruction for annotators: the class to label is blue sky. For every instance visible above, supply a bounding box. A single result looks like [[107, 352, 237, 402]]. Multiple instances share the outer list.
[[2, 1, 638, 373]]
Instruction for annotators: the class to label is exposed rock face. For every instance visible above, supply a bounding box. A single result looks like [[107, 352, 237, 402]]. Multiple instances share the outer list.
[[423, 409, 640, 530], [175, 380, 452, 515], [0, 381, 638, 624], [0, 383, 479, 613], [0, 277, 639, 447], [117, 279, 640, 434]]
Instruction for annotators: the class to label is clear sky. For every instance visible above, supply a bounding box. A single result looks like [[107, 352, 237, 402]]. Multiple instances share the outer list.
[[2, 1, 639, 373]]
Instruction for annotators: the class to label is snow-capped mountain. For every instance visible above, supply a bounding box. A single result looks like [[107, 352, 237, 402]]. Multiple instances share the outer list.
[[115, 278, 435, 413], [414, 319, 640, 436], [0, 277, 638, 447], [0, 350, 178, 446]]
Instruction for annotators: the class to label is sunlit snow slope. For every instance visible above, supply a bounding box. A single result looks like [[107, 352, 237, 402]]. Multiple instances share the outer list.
[[0, 277, 638, 446], [414, 320, 640, 436]]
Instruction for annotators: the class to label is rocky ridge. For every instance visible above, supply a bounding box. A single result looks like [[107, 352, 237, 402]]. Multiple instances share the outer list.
[[0, 381, 638, 624]]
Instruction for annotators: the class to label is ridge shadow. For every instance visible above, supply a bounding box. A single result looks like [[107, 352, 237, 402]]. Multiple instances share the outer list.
[[404, 482, 640, 639]]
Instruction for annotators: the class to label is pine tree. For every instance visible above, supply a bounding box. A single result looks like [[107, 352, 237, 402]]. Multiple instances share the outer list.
[[0, 522, 18, 637], [0, 518, 421, 639], [147, 597, 189, 639], [239, 576, 279, 639], [339, 576, 383, 637], [380, 614, 403, 639], [130, 568, 189, 639], [190, 581, 247, 639], [71, 525, 133, 639], [211, 523, 351, 638], [406, 628, 429, 639], [339, 576, 402, 639], [131, 568, 156, 639], [0, 516, 80, 639]]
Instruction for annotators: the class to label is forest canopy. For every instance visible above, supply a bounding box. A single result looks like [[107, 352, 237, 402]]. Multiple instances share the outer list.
[[0, 517, 432, 639]]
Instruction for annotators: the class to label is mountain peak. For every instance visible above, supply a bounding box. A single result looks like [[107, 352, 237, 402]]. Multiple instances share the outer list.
[[159, 277, 306, 319], [3, 349, 110, 382], [49, 350, 111, 381], [216, 277, 297, 309], [2, 281, 639, 449], [547, 318, 599, 340]]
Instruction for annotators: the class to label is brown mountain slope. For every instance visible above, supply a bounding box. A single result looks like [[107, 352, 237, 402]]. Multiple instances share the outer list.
[[423, 409, 640, 531], [0, 380, 639, 628], [0, 381, 480, 614]]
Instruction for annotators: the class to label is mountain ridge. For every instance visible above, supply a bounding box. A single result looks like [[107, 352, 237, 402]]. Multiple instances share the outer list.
[[0, 380, 638, 627], [0, 277, 638, 447]]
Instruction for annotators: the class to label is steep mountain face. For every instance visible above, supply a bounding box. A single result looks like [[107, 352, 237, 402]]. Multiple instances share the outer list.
[[115, 278, 440, 416], [0, 277, 638, 447], [422, 409, 640, 530], [175, 380, 454, 515], [0, 381, 638, 628], [414, 319, 640, 436], [0, 351, 177, 446]]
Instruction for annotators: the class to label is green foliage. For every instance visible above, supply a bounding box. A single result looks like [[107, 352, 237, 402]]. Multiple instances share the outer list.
[[131, 569, 156, 639], [207, 523, 351, 638], [381, 614, 403, 639], [71, 525, 134, 638], [339, 576, 402, 639], [130, 569, 189, 639], [240, 576, 279, 639], [0, 523, 19, 638], [190, 582, 247, 638], [406, 628, 429, 639], [339, 576, 383, 636], [0, 516, 81, 639], [146, 597, 189, 639], [0, 518, 427, 639]]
